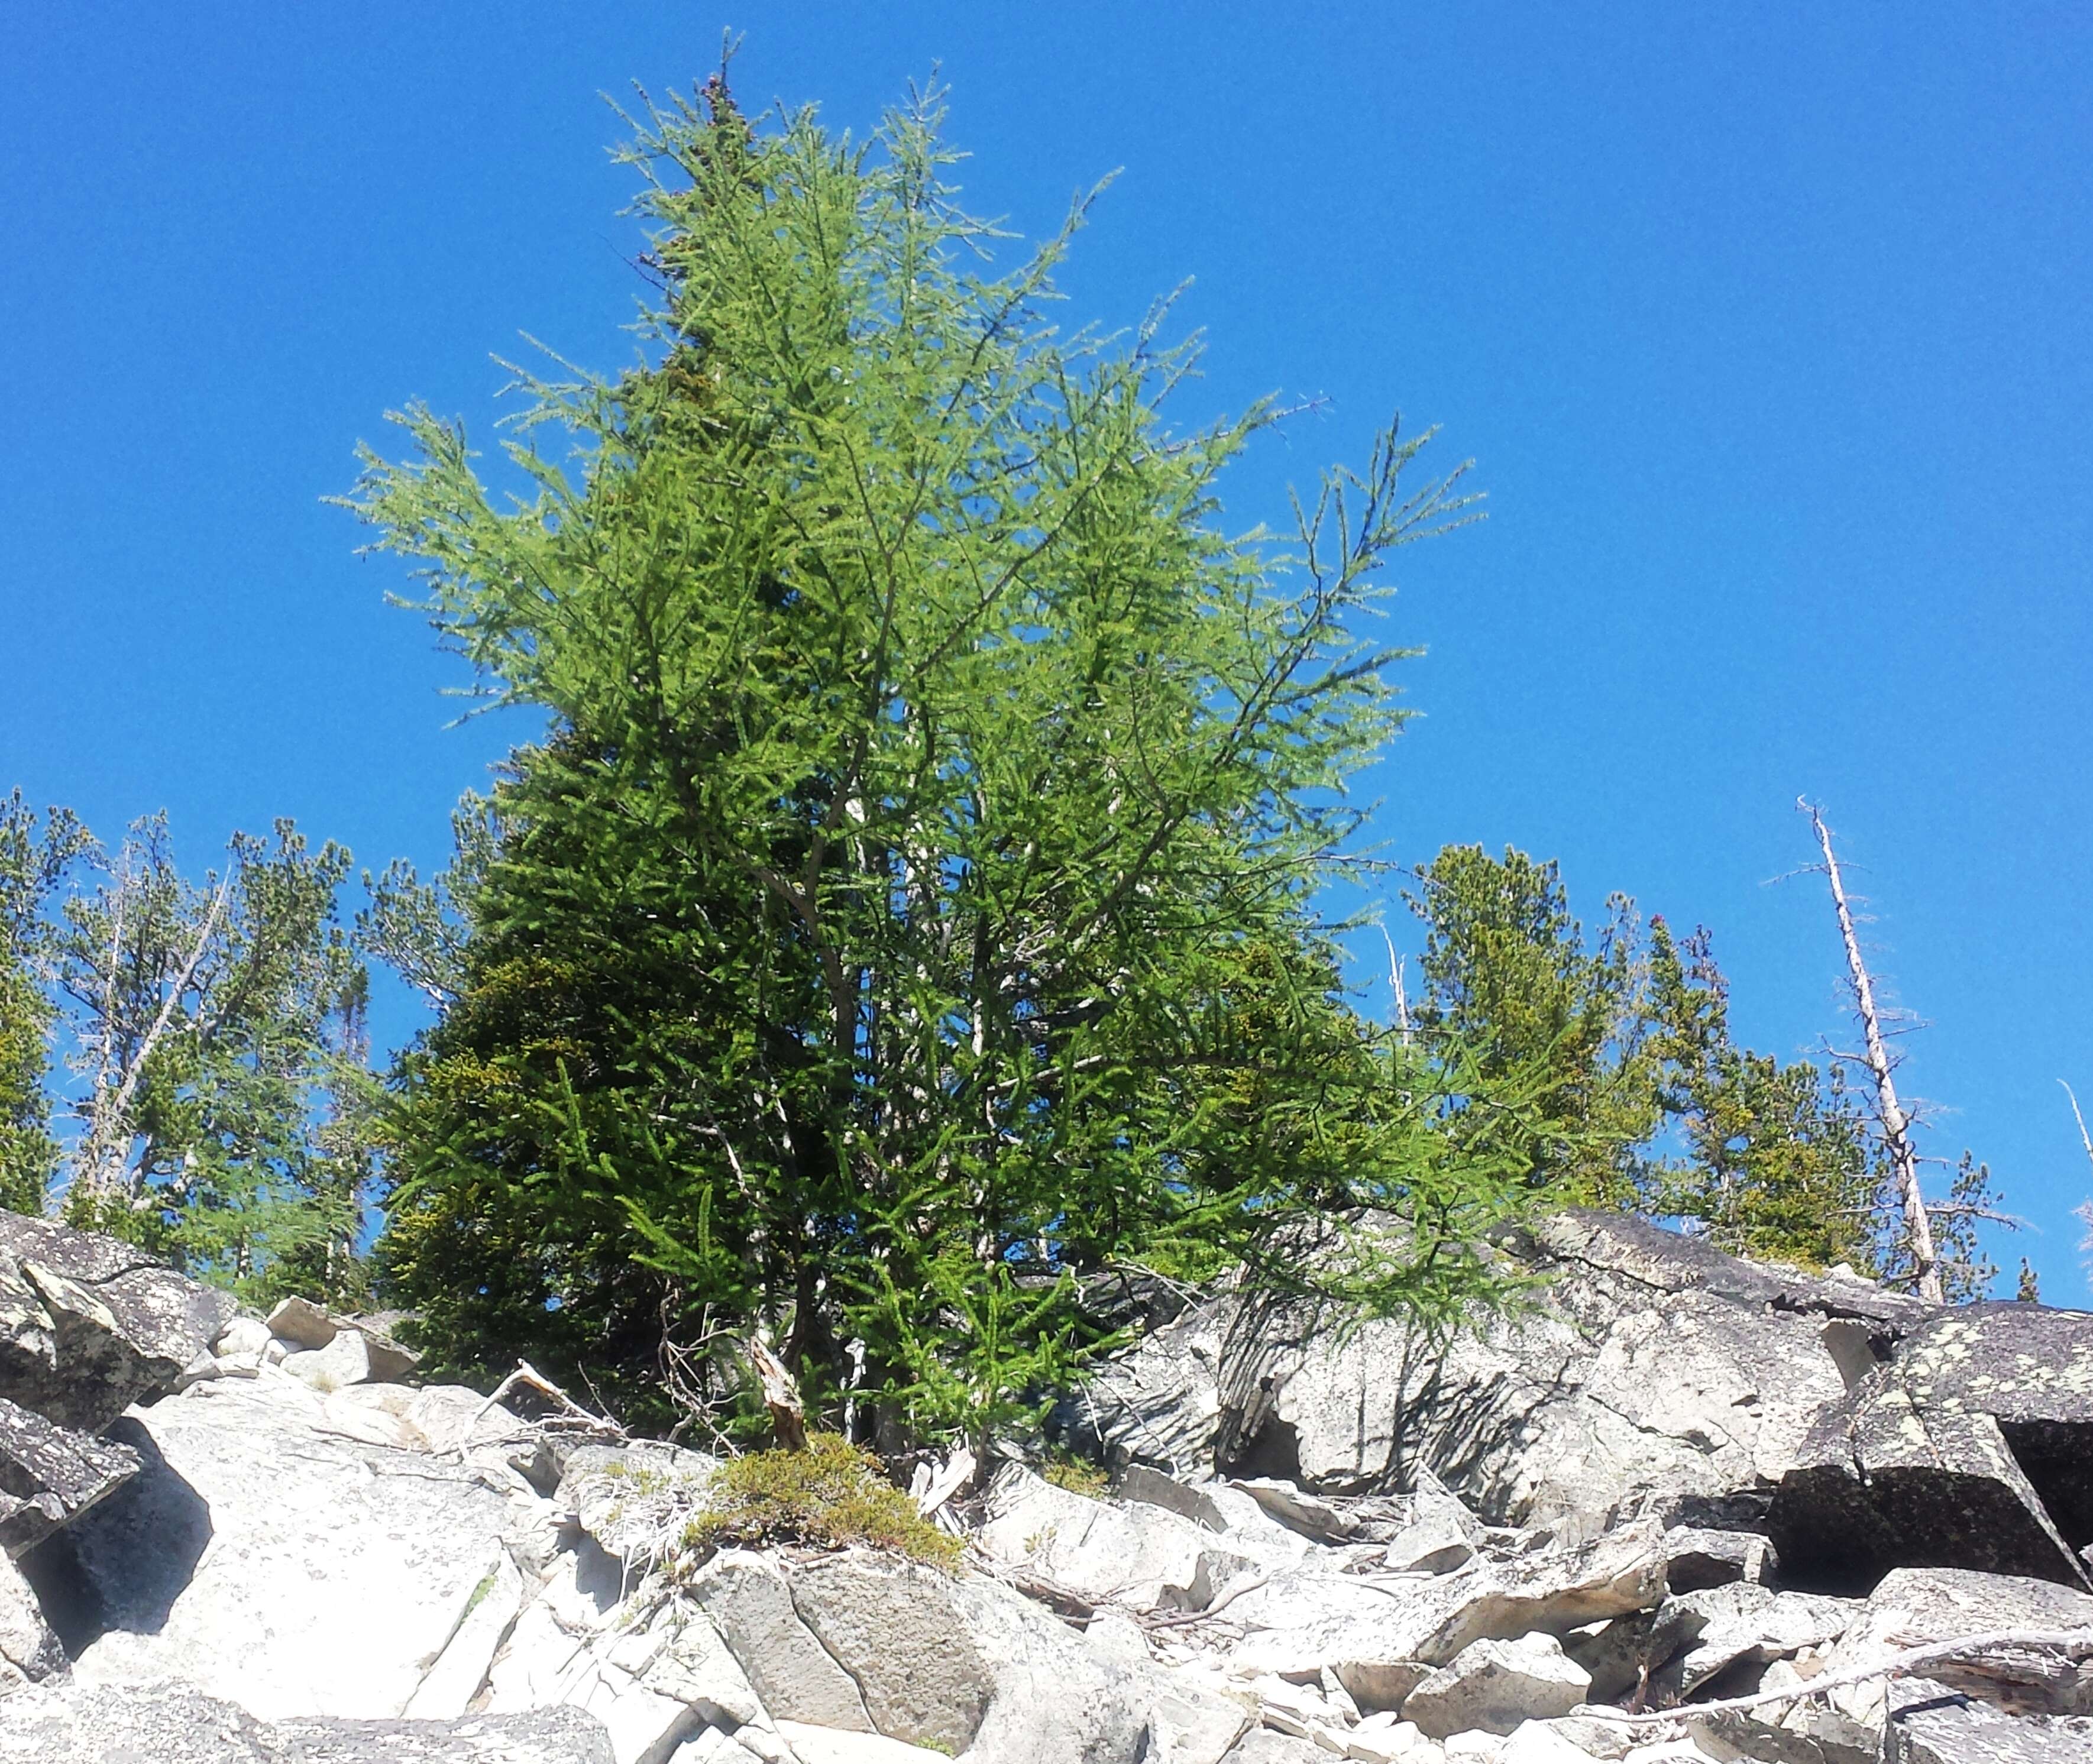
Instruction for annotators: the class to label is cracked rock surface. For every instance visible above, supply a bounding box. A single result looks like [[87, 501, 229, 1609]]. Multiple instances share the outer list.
[[0, 1213, 234, 1432], [8, 1212, 2093, 1762], [1081, 1209, 1928, 1543]]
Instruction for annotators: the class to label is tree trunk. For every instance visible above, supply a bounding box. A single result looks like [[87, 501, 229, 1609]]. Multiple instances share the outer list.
[[1803, 801, 1943, 1303]]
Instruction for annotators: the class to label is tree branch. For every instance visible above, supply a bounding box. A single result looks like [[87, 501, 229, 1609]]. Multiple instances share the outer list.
[[1619, 1625, 2093, 1727]]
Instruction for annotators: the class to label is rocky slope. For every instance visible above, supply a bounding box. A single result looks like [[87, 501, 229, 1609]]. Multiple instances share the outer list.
[[5, 1207, 2093, 1762]]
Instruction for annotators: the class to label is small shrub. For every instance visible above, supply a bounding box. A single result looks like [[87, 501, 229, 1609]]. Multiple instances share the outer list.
[[682, 1433, 962, 1571], [1041, 1452, 1109, 1500]]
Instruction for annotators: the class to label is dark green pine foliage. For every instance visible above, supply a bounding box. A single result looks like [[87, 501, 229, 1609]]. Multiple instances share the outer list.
[[1405, 845, 1658, 1208], [0, 793, 88, 1213], [1644, 917, 1879, 1270], [1403, 844, 1915, 1281], [351, 80, 1553, 1442]]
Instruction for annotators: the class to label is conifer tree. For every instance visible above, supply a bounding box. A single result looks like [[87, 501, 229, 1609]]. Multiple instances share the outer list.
[[1405, 845, 1656, 1205], [1644, 917, 1878, 1269], [350, 78, 1551, 1441], [56, 815, 377, 1301], [0, 792, 86, 1213]]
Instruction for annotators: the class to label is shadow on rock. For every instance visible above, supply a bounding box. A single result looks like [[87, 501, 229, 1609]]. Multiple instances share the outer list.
[[19, 1415, 211, 1653]]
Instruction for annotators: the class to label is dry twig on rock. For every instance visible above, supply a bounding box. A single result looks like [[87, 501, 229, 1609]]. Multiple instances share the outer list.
[[1618, 1625, 2093, 1727]]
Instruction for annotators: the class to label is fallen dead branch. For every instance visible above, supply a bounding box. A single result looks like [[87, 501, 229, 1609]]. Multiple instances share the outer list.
[[1619, 1626, 2093, 1726], [1138, 1572, 1272, 1632], [471, 1358, 626, 1439], [968, 1551, 1097, 1626], [911, 1446, 977, 1522]]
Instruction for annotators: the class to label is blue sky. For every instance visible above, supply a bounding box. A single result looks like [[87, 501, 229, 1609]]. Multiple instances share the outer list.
[[3, 7, 2089, 1294]]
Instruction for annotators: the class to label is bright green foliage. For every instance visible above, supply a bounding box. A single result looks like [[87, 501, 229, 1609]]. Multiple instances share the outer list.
[[1041, 1449, 1110, 1498], [54, 815, 379, 1303], [0, 793, 88, 1213], [682, 1433, 962, 1568], [351, 79, 1556, 1439]]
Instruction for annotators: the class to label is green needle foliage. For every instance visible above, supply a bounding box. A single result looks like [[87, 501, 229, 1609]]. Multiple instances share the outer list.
[[1644, 916, 1879, 1269], [0, 792, 88, 1213], [55, 816, 380, 1303], [350, 77, 1551, 1442], [1406, 845, 1657, 1207]]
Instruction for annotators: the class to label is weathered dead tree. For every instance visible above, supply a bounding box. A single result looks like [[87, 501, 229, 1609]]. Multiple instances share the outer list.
[[471, 1359, 624, 1440], [73, 866, 231, 1209], [1379, 924, 1412, 1043], [749, 1335, 809, 1452], [2066, 1081, 2093, 1270], [1800, 800, 1943, 1303]]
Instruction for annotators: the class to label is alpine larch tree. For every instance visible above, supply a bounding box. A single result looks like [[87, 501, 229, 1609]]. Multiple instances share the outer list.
[[350, 79, 1580, 1444]]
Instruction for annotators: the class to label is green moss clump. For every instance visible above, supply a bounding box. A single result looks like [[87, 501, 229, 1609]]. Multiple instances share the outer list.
[[1041, 1452, 1110, 1500], [683, 1433, 962, 1570]]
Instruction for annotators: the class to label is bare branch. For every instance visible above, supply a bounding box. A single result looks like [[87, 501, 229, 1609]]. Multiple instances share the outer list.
[[78, 868, 233, 1202], [1618, 1625, 2093, 1727], [2062, 1080, 2093, 1173], [471, 1358, 625, 1439], [1380, 922, 1411, 1044]]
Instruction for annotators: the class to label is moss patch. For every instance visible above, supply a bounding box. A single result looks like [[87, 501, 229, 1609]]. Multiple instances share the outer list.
[[683, 1433, 962, 1570], [1041, 1451, 1109, 1500]]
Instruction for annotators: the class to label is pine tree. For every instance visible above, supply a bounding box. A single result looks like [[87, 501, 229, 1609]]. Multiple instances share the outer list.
[[1404, 844, 1657, 1205], [1644, 918, 1878, 1270], [350, 78, 1554, 1443], [1400, 848, 1922, 1280], [0, 792, 87, 1213]]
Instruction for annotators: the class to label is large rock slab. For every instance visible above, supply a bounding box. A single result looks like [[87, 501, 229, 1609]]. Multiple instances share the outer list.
[[0, 1214, 234, 1430], [787, 1554, 995, 1751], [1651, 1581, 1855, 1698], [481, 1540, 629, 1716], [1816, 1567, 2093, 1728], [1769, 1303, 2093, 1593], [1231, 1518, 1667, 1681], [688, 1552, 874, 1732], [58, 1370, 525, 1721], [1084, 1211, 1925, 1542], [938, 1569, 1155, 1764], [978, 1463, 1264, 1610], [1401, 1632, 1591, 1738], [1883, 1678, 2093, 1763], [0, 1393, 139, 1558], [772, 1723, 962, 1764], [0, 1678, 616, 1762]]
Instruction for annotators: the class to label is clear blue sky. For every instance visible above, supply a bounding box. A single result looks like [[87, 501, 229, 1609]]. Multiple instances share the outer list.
[[4, 7, 2089, 1296]]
